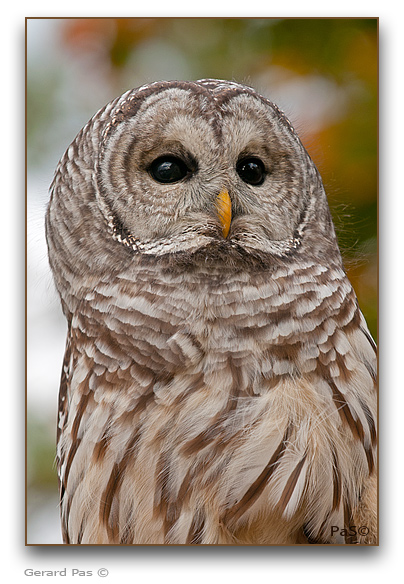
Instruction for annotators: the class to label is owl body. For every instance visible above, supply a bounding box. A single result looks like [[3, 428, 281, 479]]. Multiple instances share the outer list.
[[46, 80, 377, 545]]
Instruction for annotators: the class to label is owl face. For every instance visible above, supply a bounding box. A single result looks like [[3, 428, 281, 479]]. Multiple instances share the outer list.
[[47, 79, 342, 314], [94, 80, 334, 261]]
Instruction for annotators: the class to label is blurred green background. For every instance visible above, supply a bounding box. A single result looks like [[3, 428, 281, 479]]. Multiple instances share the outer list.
[[27, 17, 377, 543]]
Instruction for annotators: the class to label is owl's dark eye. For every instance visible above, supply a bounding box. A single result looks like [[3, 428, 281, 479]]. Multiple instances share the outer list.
[[236, 157, 266, 186], [149, 156, 190, 184]]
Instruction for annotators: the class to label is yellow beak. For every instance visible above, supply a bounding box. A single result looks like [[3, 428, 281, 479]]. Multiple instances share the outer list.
[[216, 190, 232, 238]]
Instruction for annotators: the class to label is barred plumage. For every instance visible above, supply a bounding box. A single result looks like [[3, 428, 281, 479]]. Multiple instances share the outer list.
[[46, 79, 377, 545]]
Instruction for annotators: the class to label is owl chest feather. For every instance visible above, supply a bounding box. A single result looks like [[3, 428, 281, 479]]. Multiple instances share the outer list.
[[58, 261, 376, 544]]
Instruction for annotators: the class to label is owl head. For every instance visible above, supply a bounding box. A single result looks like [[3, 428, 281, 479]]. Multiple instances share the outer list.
[[46, 79, 342, 314]]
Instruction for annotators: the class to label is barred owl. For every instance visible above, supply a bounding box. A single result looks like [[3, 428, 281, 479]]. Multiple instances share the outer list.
[[46, 79, 377, 545]]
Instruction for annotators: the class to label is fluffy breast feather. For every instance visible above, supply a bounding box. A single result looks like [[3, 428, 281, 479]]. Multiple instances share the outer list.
[[57, 260, 377, 545]]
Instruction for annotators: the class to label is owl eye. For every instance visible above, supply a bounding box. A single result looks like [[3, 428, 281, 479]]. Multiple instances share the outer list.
[[236, 157, 266, 186], [149, 156, 190, 184]]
